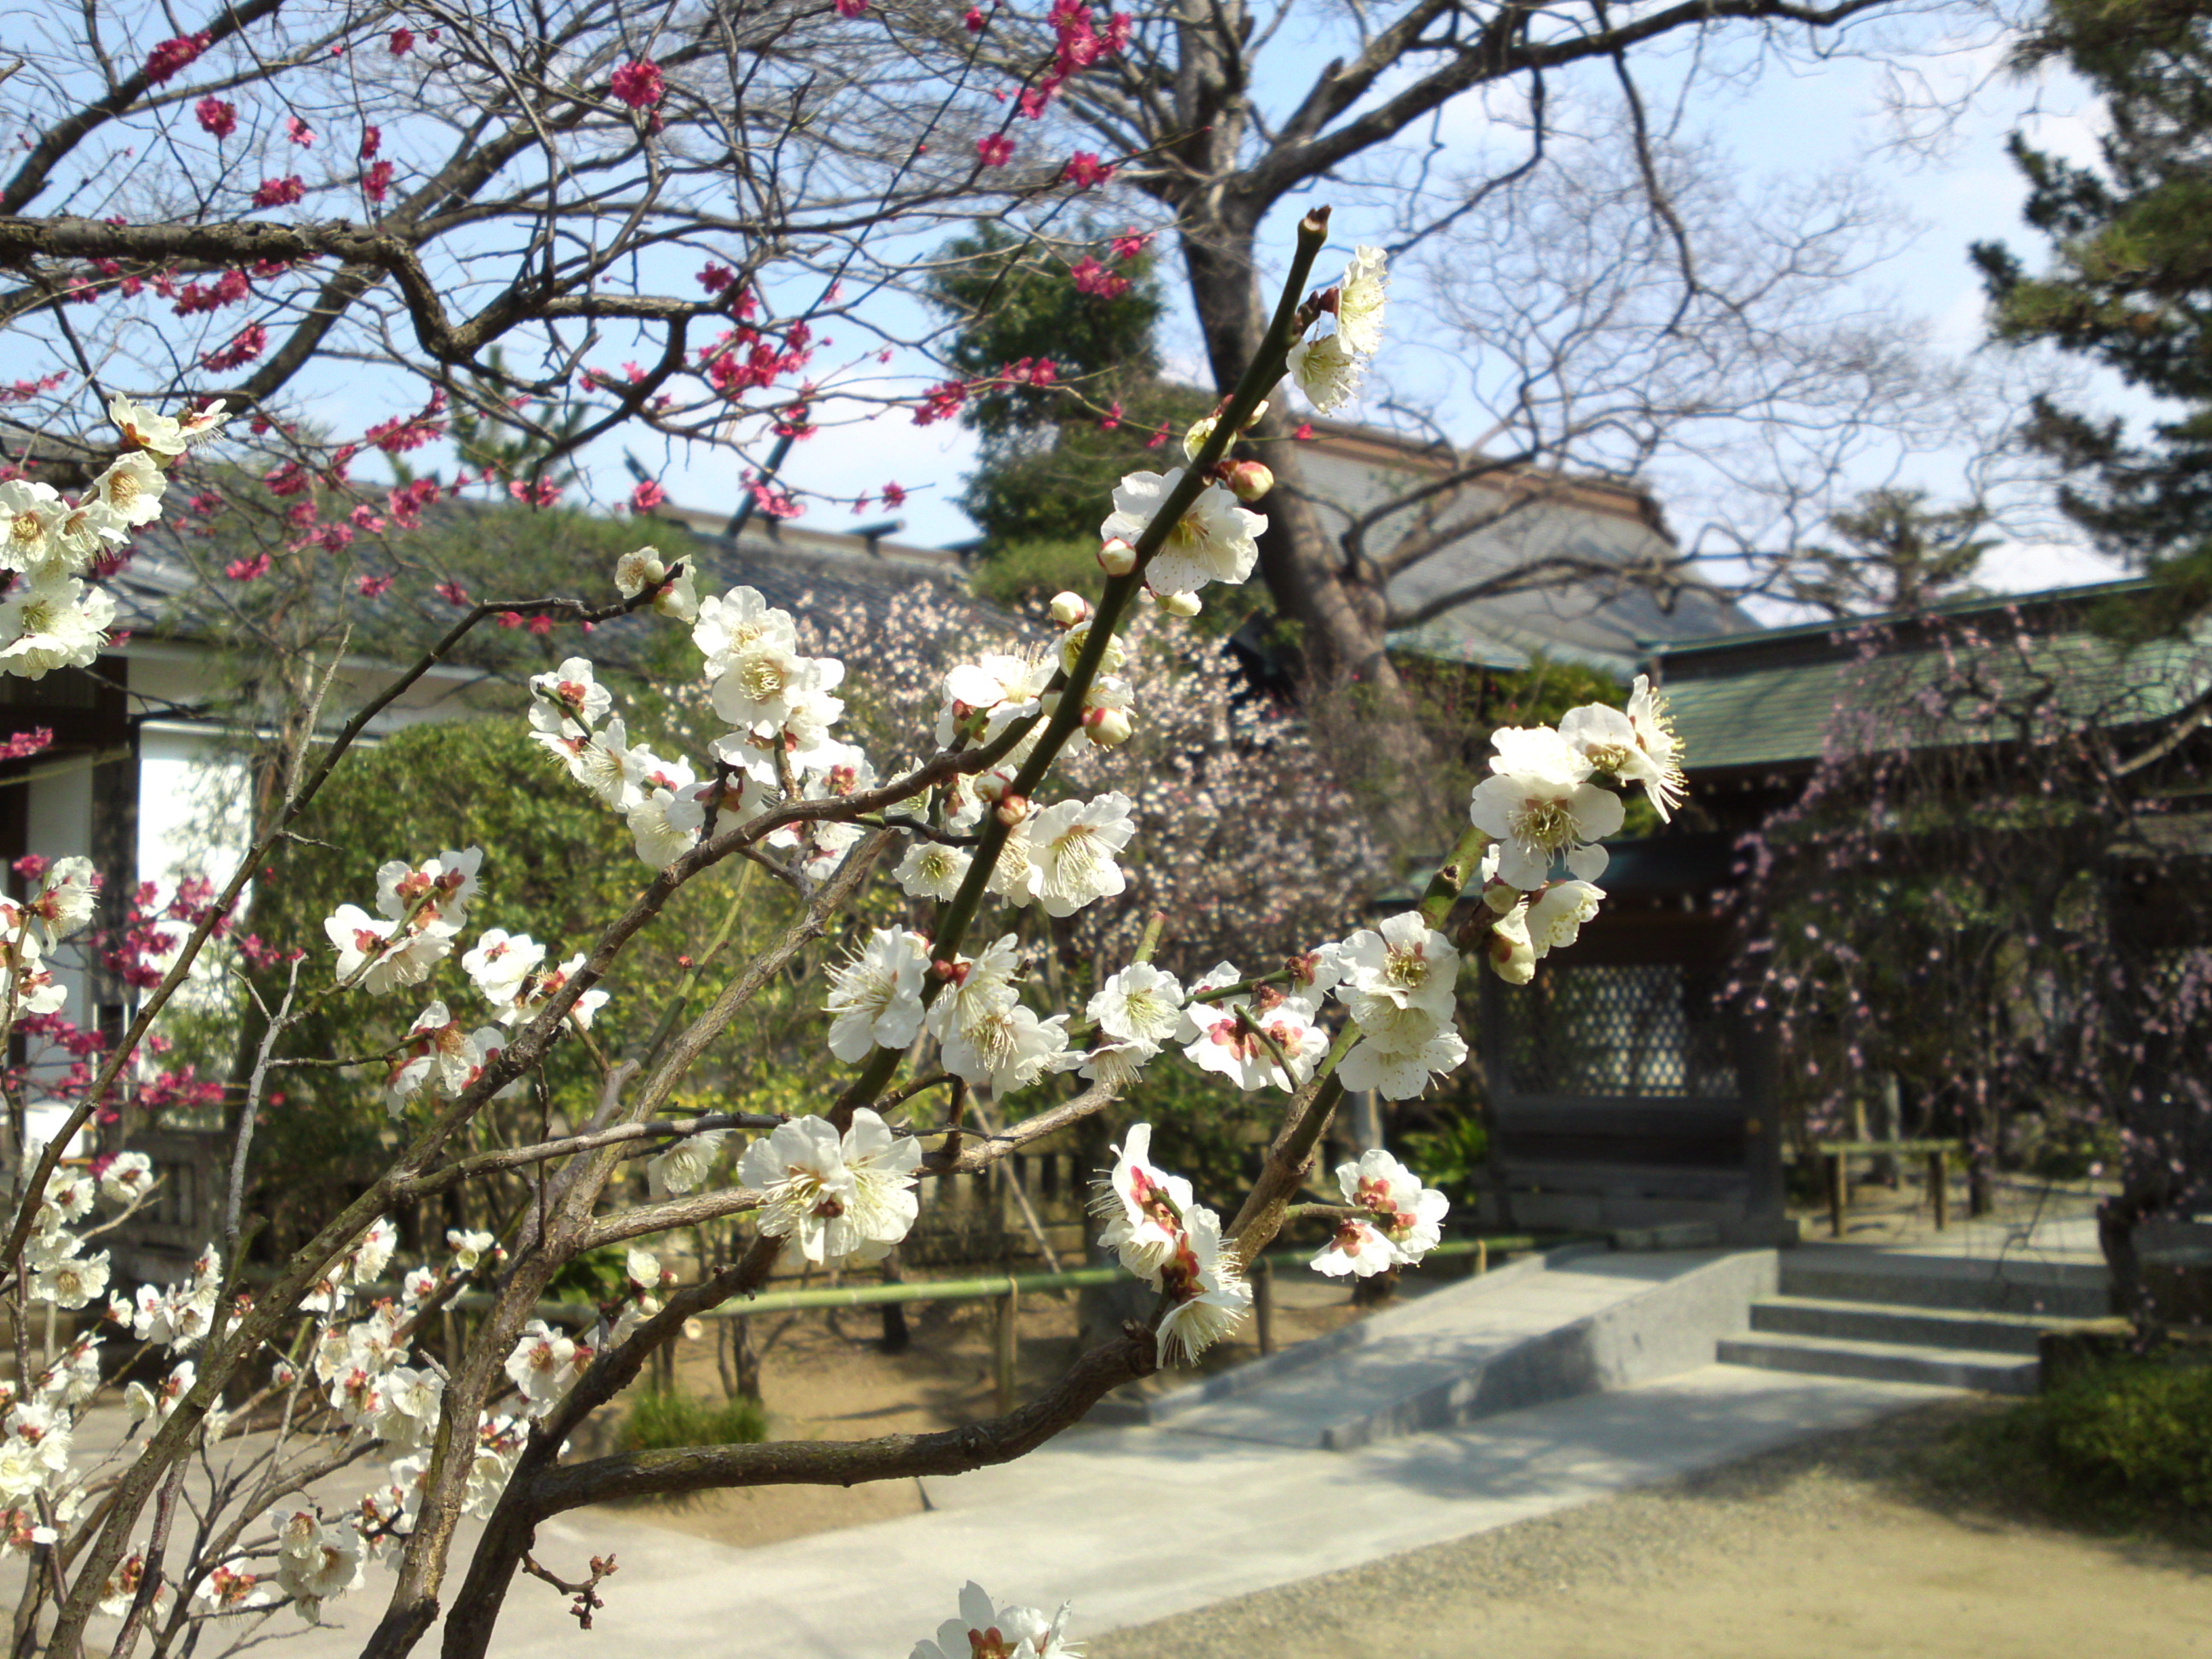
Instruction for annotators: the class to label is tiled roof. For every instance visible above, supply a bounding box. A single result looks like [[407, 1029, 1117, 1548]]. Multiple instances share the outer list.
[[1652, 582, 2212, 773]]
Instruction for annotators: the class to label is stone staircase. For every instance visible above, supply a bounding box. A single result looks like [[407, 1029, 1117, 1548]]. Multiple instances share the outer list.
[[1717, 1245, 2110, 1395]]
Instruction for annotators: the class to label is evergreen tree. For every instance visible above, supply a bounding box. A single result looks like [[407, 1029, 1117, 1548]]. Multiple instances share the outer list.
[[1784, 488, 1994, 616], [923, 224, 1211, 562], [1973, 0, 2212, 612]]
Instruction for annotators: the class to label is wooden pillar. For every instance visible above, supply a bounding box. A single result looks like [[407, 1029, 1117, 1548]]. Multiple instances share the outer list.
[[1930, 1147, 1949, 1231], [992, 1280, 1019, 1415], [1828, 1149, 1848, 1238], [1254, 1254, 1275, 1356]]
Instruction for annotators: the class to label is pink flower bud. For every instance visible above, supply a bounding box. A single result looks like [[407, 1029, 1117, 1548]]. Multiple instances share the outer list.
[[995, 793, 1033, 826], [1083, 706, 1134, 747], [1223, 459, 1274, 503], [1097, 537, 1137, 575]]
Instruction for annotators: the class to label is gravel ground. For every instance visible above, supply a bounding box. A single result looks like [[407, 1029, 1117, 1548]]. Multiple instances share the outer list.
[[1089, 1399, 2212, 1659]]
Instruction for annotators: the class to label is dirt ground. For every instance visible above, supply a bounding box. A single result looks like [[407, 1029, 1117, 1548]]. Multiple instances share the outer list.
[[585, 1270, 1371, 1547], [1090, 1401, 2212, 1659]]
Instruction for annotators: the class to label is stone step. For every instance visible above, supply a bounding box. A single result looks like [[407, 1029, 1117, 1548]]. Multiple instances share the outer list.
[[1779, 1250, 2109, 1319], [1718, 1331, 2039, 1394], [1151, 1247, 1782, 1451], [1749, 1295, 2054, 1354]]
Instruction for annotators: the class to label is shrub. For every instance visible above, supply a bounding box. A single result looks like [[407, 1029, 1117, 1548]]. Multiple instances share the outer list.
[[619, 1387, 769, 1452], [1938, 1354, 2212, 1531]]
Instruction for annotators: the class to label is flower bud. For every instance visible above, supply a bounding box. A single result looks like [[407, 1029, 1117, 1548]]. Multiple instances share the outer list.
[[1157, 589, 1202, 617], [1039, 690, 1062, 717], [995, 792, 1033, 827], [1183, 414, 1220, 461], [1049, 591, 1091, 626], [1487, 909, 1535, 986], [1084, 705, 1134, 747], [1223, 459, 1274, 503], [1097, 537, 1137, 576], [974, 771, 1007, 803], [682, 1317, 705, 1341]]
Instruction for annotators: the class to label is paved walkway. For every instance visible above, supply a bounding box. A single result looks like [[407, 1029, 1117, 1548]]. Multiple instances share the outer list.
[[277, 1364, 1950, 1658], [270, 1245, 1963, 1659]]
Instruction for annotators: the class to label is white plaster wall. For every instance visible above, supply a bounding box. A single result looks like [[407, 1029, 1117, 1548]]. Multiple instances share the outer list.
[[136, 725, 253, 892], [23, 762, 96, 1069]]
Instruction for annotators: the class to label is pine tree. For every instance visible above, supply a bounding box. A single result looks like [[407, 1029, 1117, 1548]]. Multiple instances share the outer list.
[[1784, 489, 1994, 617], [1972, 0, 2212, 612]]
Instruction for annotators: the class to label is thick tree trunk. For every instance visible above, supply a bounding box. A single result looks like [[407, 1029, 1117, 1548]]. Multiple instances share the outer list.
[[1177, 219, 1399, 693]]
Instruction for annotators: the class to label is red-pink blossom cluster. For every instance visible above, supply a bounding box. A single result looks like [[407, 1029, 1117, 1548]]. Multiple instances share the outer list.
[[200, 323, 267, 371], [0, 371, 68, 407], [610, 61, 666, 108], [143, 32, 212, 85], [253, 176, 306, 208], [195, 97, 237, 139], [364, 390, 449, 455], [0, 730, 54, 763], [172, 270, 251, 317]]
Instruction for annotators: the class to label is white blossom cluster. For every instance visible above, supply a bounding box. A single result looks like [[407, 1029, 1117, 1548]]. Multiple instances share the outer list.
[[0, 857, 98, 1027], [1091, 1122, 1251, 1365], [1467, 678, 1685, 982], [0, 397, 229, 682], [1309, 1149, 1451, 1279], [1285, 244, 1388, 414]]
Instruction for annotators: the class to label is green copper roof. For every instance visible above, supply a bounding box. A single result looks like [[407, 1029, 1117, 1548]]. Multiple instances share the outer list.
[[1662, 614, 2212, 773]]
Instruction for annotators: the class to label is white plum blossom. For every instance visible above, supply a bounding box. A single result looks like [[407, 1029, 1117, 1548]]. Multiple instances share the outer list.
[[1156, 1204, 1251, 1365], [613, 545, 698, 621], [26, 856, 97, 947], [503, 1320, 589, 1415], [824, 928, 931, 1062], [496, 952, 608, 1029], [448, 1229, 498, 1272], [712, 634, 839, 734], [1526, 880, 1605, 958], [84, 451, 166, 529], [1336, 1149, 1450, 1266], [108, 393, 192, 457], [1336, 993, 1470, 1100], [939, 652, 1051, 747], [0, 572, 114, 678], [894, 837, 973, 899], [647, 1126, 731, 1196], [1627, 674, 1689, 820], [1099, 469, 1266, 595], [692, 585, 797, 678], [1179, 977, 1328, 1092], [1286, 329, 1365, 413], [1025, 792, 1136, 917], [527, 656, 612, 736], [737, 1109, 921, 1266], [375, 847, 482, 929], [1331, 244, 1389, 355], [97, 1150, 154, 1205], [0, 481, 61, 571], [1087, 963, 1185, 1048], [463, 929, 545, 1005], [1091, 1121, 1192, 1283], [1310, 1217, 1396, 1278], [940, 998, 1071, 1094], [1467, 731, 1624, 890], [1335, 911, 1459, 1020], [32, 1249, 109, 1310], [911, 1583, 1076, 1659]]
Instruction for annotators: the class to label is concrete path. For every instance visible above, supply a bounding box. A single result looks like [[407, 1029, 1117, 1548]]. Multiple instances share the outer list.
[[273, 1363, 1953, 1659]]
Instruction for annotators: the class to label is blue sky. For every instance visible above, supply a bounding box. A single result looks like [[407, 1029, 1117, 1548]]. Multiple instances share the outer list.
[[679, 14, 2139, 599]]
